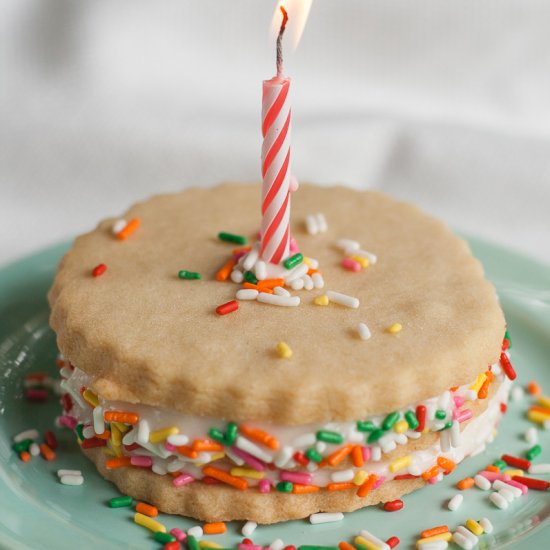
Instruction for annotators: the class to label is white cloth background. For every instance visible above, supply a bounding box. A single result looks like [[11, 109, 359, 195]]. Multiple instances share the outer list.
[[1, 0, 549, 267]]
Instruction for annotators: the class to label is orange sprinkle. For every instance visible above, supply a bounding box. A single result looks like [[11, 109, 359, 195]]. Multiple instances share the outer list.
[[422, 465, 440, 481], [216, 259, 235, 282], [192, 440, 224, 452], [117, 217, 140, 240], [202, 466, 248, 491], [327, 444, 353, 467], [242, 282, 273, 294], [351, 445, 364, 468], [203, 522, 227, 535], [292, 484, 320, 494], [136, 502, 158, 517], [39, 443, 56, 462], [95, 430, 111, 440], [104, 411, 139, 425], [238, 425, 279, 450], [19, 451, 31, 463], [257, 278, 285, 289], [486, 464, 500, 473], [527, 381, 542, 395], [307, 268, 320, 276], [317, 458, 328, 469], [450, 386, 459, 392], [357, 474, 378, 498], [327, 482, 356, 492], [232, 246, 251, 255], [485, 369, 495, 382], [338, 542, 355, 550], [436, 456, 456, 473], [106, 456, 131, 469], [421, 525, 449, 538], [478, 378, 491, 399], [457, 477, 475, 490], [529, 405, 550, 415], [177, 445, 199, 459]]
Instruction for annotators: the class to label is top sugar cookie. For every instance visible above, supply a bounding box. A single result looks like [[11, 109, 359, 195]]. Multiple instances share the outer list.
[[48, 183, 505, 424]]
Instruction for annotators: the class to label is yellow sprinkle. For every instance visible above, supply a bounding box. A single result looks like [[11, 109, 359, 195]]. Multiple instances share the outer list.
[[389, 455, 412, 473], [387, 323, 402, 334], [354, 536, 380, 550], [230, 467, 265, 480], [134, 512, 166, 533], [112, 422, 130, 433], [303, 257, 313, 267], [416, 533, 453, 546], [82, 389, 99, 407], [394, 419, 409, 434], [528, 410, 550, 423], [277, 341, 293, 359], [209, 452, 225, 462], [538, 395, 550, 408], [470, 373, 487, 393], [353, 470, 369, 486], [350, 255, 369, 268], [314, 295, 329, 306], [112, 444, 123, 457], [149, 426, 179, 444], [199, 542, 223, 549], [503, 468, 524, 477], [102, 447, 116, 457], [466, 519, 484, 536], [111, 423, 122, 446]]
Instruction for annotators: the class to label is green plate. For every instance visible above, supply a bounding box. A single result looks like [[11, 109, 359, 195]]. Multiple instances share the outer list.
[[0, 238, 549, 550]]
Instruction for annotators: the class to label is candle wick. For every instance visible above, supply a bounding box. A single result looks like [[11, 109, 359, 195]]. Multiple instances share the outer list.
[[276, 6, 288, 77]]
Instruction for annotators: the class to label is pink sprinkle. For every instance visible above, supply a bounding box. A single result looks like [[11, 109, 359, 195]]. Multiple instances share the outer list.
[[280, 471, 312, 485], [504, 478, 529, 494], [427, 476, 439, 485], [478, 470, 510, 482], [453, 395, 465, 408], [258, 478, 271, 493], [130, 456, 153, 467], [342, 257, 361, 272], [456, 409, 473, 423], [230, 446, 265, 471], [25, 389, 48, 402], [289, 237, 299, 253], [233, 250, 248, 261], [239, 545, 262, 550], [362, 446, 371, 461], [58, 415, 78, 430], [170, 528, 187, 542], [173, 473, 194, 487], [164, 442, 177, 452], [373, 476, 386, 490]]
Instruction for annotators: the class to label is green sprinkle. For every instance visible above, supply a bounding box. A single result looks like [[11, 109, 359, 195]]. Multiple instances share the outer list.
[[493, 459, 507, 470], [526, 444, 542, 460], [504, 330, 512, 347], [404, 410, 419, 430], [218, 232, 247, 245], [276, 481, 293, 493], [442, 420, 454, 430], [305, 448, 323, 463], [75, 424, 85, 442], [187, 535, 200, 550], [12, 439, 33, 453], [225, 422, 238, 445], [208, 427, 226, 444], [316, 430, 344, 444], [283, 253, 303, 270], [367, 428, 386, 444], [382, 411, 400, 430], [435, 409, 447, 420], [108, 495, 133, 508], [356, 544, 370, 550], [178, 270, 201, 280], [154, 532, 176, 544], [244, 270, 258, 284], [356, 420, 376, 432]]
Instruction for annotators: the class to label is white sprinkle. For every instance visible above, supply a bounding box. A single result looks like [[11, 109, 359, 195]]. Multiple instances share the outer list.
[[406, 430, 422, 440], [463, 390, 478, 401], [136, 419, 150, 445], [438, 390, 451, 410], [529, 463, 550, 474], [525, 426, 538, 445], [29, 443, 40, 457], [326, 290, 359, 309], [420, 542, 448, 550], [60, 474, 84, 486], [315, 441, 327, 453], [394, 433, 408, 446], [231, 270, 244, 283], [311, 273, 325, 289], [359, 529, 390, 550], [236, 289, 259, 301], [493, 479, 522, 497], [57, 469, 82, 477], [112, 219, 127, 235], [269, 539, 284, 550], [122, 430, 136, 446], [479, 517, 493, 534], [273, 446, 293, 468], [284, 263, 309, 283], [309, 512, 344, 524], [292, 433, 316, 448], [544, 419, 550, 430], [302, 274, 314, 290], [355, 249, 377, 264], [371, 446, 382, 461], [498, 487, 515, 502], [440, 429, 451, 452], [381, 440, 397, 454], [243, 248, 259, 271], [236, 436, 273, 462], [450, 421, 461, 448], [82, 426, 95, 439], [336, 239, 360, 253], [316, 213, 328, 233], [290, 278, 304, 290], [255, 260, 267, 281], [330, 469, 354, 483], [224, 447, 246, 466], [166, 459, 188, 472], [152, 459, 168, 475], [452, 532, 473, 550], [274, 286, 290, 296], [511, 385, 525, 401], [187, 526, 203, 538], [357, 322, 371, 340], [93, 406, 105, 435], [408, 465, 422, 476], [60, 379, 86, 408], [59, 367, 73, 380], [306, 461, 318, 472], [166, 434, 189, 447], [13, 429, 39, 443], [257, 293, 300, 307], [489, 490, 509, 509], [305, 215, 319, 235], [242, 520, 257, 537], [447, 493, 463, 511], [474, 474, 491, 491], [456, 526, 478, 545]]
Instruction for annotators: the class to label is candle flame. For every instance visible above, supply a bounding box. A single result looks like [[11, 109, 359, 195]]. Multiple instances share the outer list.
[[270, 0, 313, 50]]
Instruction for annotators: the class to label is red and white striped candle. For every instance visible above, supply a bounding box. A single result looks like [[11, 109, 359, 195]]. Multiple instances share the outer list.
[[260, 7, 292, 265]]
